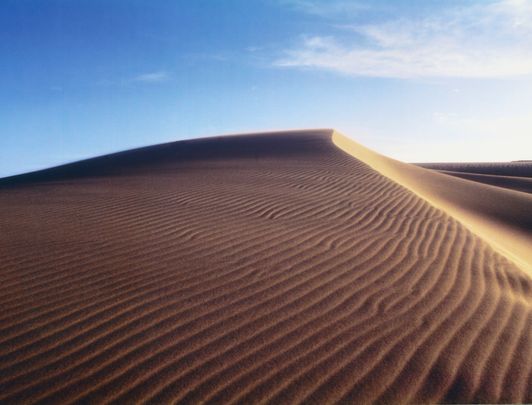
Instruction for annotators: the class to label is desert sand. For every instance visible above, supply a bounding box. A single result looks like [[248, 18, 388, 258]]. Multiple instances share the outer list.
[[418, 162, 532, 195], [0, 129, 530, 404]]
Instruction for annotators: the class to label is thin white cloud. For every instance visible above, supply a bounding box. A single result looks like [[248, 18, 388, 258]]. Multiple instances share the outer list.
[[133, 71, 170, 83], [276, 0, 532, 78]]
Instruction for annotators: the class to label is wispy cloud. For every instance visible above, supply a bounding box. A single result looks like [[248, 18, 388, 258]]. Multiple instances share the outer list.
[[275, 0, 532, 78], [133, 71, 170, 83]]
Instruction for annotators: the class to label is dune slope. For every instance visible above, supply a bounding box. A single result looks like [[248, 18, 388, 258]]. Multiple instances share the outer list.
[[0, 130, 531, 404], [418, 162, 532, 178], [437, 170, 532, 194], [333, 131, 532, 275], [416, 162, 532, 195], [423, 170, 532, 195]]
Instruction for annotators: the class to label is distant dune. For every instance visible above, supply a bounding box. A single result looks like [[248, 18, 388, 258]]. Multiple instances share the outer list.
[[417, 161, 532, 177], [0, 130, 530, 404], [417, 162, 532, 195]]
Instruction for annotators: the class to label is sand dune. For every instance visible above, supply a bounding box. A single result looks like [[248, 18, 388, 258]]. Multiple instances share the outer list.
[[0, 129, 530, 404], [418, 162, 532, 178], [420, 169, 532, 195], [416, 162, 532, 195], [334, 131, 532, 275]]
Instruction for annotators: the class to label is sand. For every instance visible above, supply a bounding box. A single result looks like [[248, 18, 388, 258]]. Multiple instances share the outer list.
[[417, 162, 532, 178], [0, 129, 530, 404], [418, 167, 532, 195], [333, 131, 532, 275]]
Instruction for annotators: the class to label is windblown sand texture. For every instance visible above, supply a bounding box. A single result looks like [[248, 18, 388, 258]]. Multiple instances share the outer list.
[[418, 162, 532, 195], [0, 129, 531, 404]]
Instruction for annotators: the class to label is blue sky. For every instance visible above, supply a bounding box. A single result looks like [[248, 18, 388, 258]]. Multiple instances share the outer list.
[[1, 0, 532, 177]]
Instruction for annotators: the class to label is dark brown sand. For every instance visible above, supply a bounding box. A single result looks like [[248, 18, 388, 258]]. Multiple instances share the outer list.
[[0, 130, 531, 404]]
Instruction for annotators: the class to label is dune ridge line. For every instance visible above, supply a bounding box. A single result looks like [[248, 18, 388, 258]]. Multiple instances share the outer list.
[[332, 130, 532, 275], [0, 129, 530, 403]]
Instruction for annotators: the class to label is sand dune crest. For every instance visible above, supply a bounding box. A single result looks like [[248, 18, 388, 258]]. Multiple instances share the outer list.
[[0, 130, 530, 404], [333, 130, 532, 275]]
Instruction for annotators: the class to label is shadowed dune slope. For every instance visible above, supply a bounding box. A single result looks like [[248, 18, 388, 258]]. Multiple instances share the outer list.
[[0, 130, 531, 404]]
